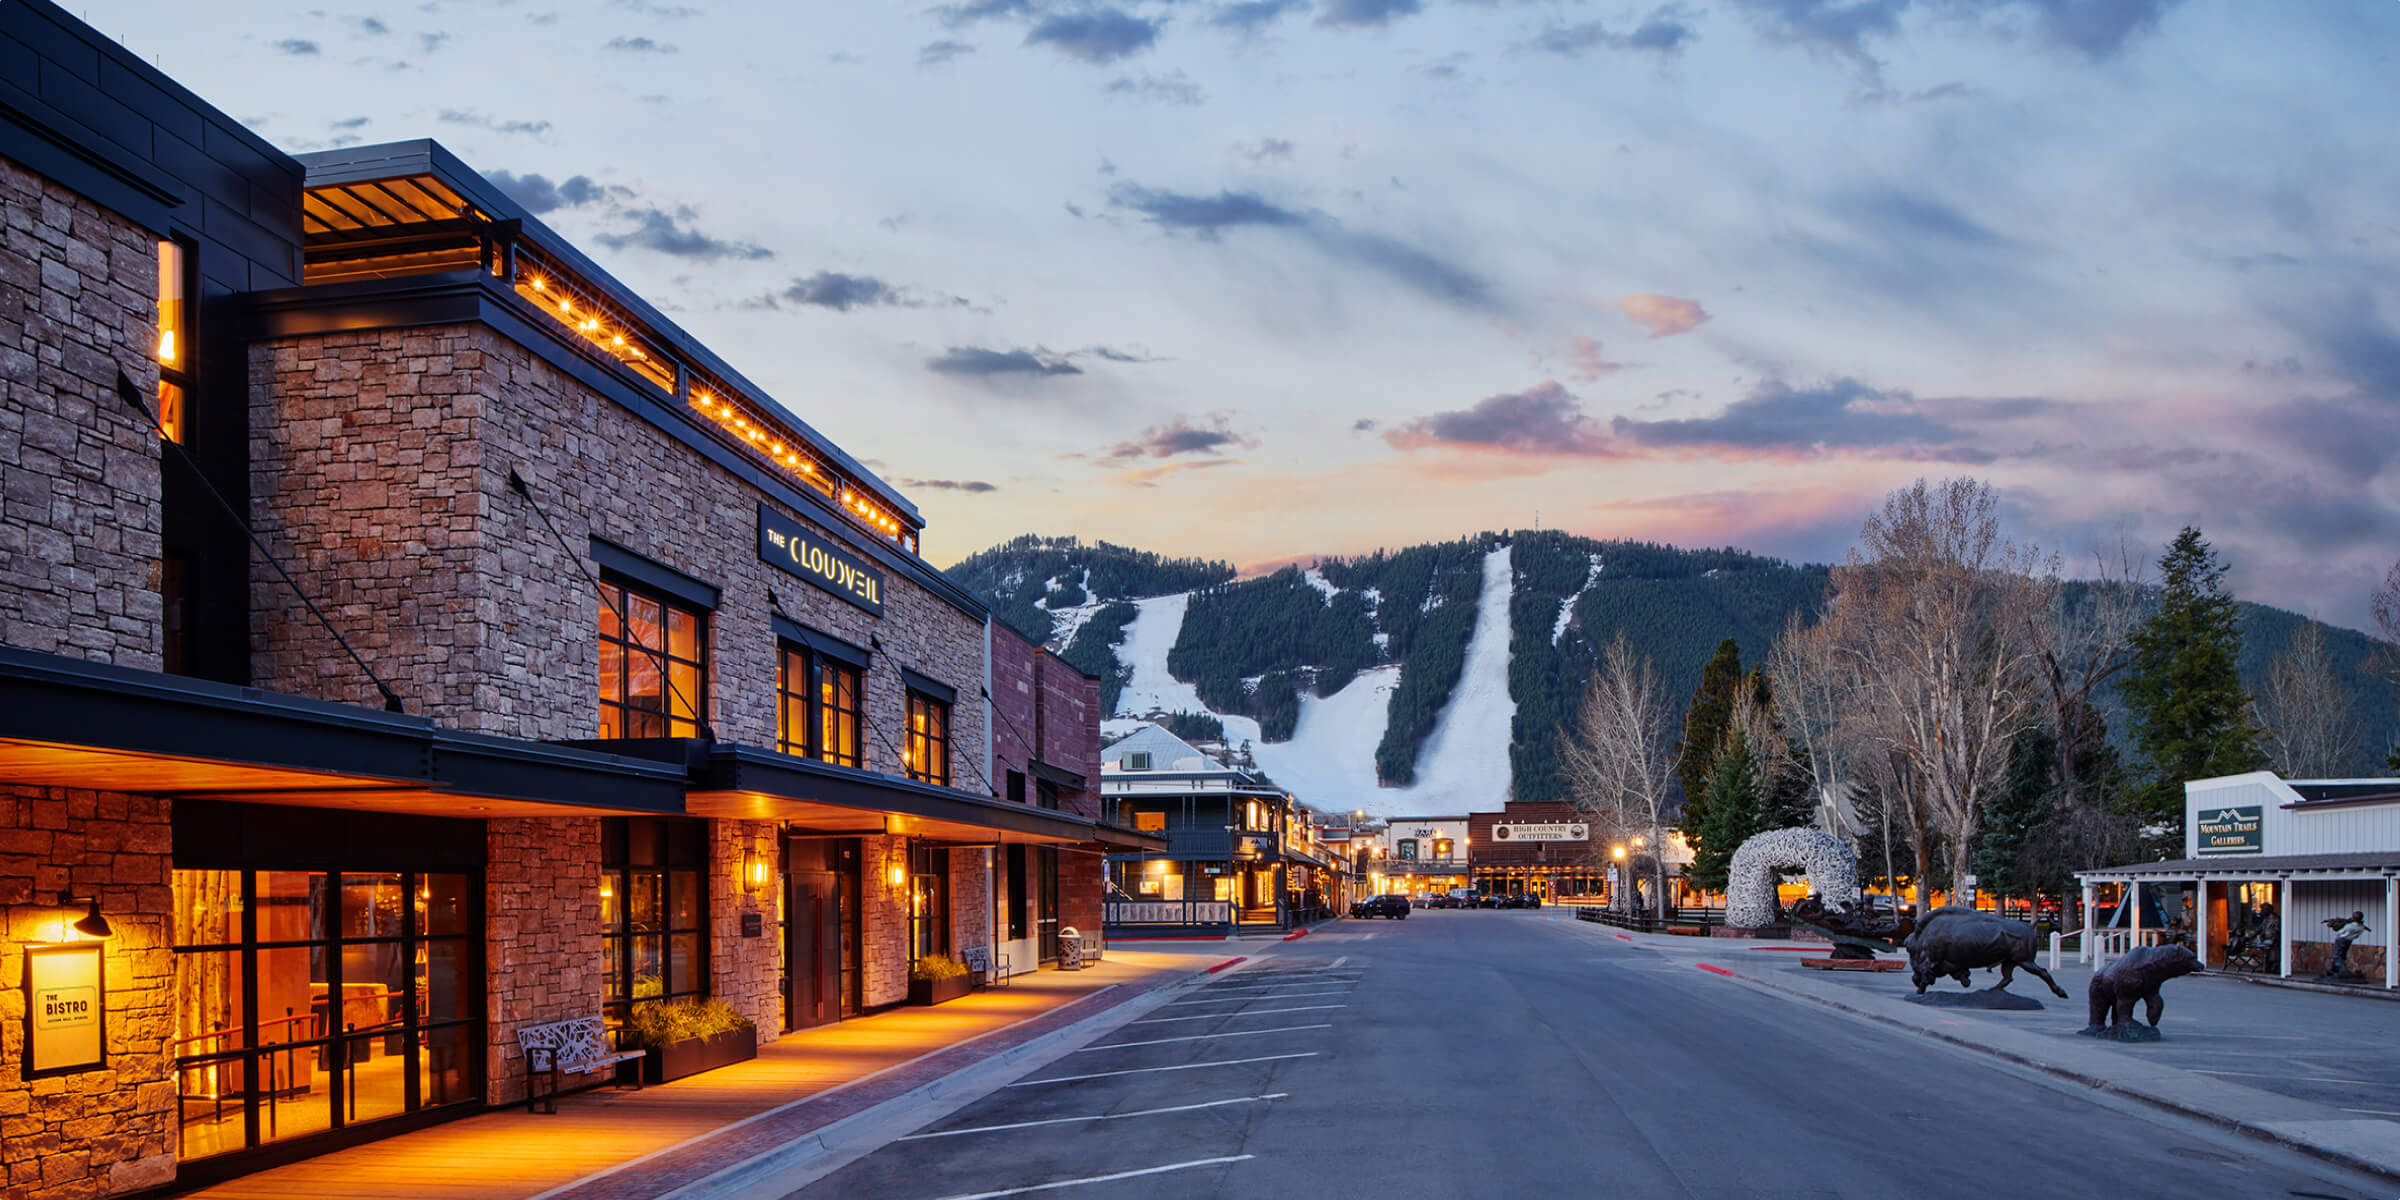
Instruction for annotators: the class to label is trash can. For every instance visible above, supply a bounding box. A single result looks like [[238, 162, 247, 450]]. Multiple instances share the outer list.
[[1058, 926, 1083, 970]]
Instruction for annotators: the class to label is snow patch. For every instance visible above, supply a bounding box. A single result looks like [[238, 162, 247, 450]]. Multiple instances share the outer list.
[[1048, 599, 1110, 649], [1551, 553, 1604, 646], [1301, 569, 1339, 600]]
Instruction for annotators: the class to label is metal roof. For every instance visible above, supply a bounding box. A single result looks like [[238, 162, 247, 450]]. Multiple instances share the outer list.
[[2078, 852, 2400, 879]]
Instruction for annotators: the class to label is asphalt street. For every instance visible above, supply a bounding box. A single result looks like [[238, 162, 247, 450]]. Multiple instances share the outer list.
[[784, 911, 2391, 1200]]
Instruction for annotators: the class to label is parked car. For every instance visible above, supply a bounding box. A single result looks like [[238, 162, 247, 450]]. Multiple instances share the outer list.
[[1477, 893, 1507, 909], [1360, 894, 1410, 919]]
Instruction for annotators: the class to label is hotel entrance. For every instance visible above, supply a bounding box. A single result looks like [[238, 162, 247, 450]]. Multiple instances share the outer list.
[[782, 837, 862, 1030]]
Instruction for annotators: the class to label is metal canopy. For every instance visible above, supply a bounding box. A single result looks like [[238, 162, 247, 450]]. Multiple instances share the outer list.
[[692, 745, 1105, 845]]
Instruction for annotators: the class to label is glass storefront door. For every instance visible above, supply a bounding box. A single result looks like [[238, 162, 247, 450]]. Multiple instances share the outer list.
[[172, 869, 479, 1162]]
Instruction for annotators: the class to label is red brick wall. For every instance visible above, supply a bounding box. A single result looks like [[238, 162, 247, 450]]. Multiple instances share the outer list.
[[0, 786, 174, 1198], [483, 817, 602, 1107], [1468, 801, 1599, 868], [0, 154, 164, 671], [1058, 846, 1106, 951]]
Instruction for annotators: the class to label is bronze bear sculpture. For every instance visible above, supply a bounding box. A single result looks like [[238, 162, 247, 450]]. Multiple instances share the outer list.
[[2078, 944, 2202, 1042]]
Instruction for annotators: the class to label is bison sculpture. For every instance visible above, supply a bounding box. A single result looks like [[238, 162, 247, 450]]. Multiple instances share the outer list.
[[1902, 907, 2069, 998]]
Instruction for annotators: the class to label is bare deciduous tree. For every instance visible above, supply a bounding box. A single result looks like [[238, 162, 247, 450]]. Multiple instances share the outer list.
[[1825, 478, 2057, 905], [1767, 611, 1851, 836], [2256, 620, 2359, 778], [1560, 630, 1675, 917]]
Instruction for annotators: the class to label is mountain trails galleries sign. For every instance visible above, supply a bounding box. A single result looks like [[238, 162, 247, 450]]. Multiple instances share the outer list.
[[1492, 822, 1588, 843], [759, 505, 884, 615], [2195, 805, 2263, 856]]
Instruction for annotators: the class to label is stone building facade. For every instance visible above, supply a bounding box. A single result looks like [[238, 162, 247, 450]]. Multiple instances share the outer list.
[[0, 4, 1148, 1196]]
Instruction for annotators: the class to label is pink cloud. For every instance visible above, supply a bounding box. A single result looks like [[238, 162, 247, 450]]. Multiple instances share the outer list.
[[1565, 335, 1626, 382], [1616, 293, 1709, 338]]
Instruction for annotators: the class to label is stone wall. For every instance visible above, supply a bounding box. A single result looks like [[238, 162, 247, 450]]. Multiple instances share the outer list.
[[247, 322, 988, 777], [708, 819, 780, 1042], [0, 785, 174, 1199], [0, 154, 163, 671], [859, 835, 909, 1009], [483, 817, 603, 1107], [949, 847, 992, 961]]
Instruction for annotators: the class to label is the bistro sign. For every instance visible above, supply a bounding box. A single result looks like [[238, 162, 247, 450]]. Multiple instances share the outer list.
[[759, 505, 883, 615], [1492, 822, 1588, 843], [2195, 805, 2263, 856]]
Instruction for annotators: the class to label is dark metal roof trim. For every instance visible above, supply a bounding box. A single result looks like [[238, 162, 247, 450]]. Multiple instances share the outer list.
[[1029, 759, 1087, 791], [900, 668, 959, 707], [592, 535, 723, 612], [1092, 822, 1170, 851], [772, 616, 872, 671], [707, 745, 1099, 843]]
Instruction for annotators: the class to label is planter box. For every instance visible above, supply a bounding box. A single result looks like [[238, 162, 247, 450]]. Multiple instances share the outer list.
[[640, 1025, 757, 1085], [909, 974, 971, 1006]]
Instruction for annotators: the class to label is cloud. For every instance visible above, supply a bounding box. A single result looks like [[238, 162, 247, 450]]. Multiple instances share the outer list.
[[1080, 345, 1165, 363], [1728, 0, 1906, 74], [612, 0, 703, 15], [901, 478, 1000, 493], [1565, 336, 1626, 382], [274, 38, 321, 55], [594, 208, 772, 260], [1732, 0, 2183, 77], [1384, 381, 1618, 455], [1351, 418, 1378, 432], [1107, 182, 1498, 311], [781, 271, 906, 311], [603, 35, 678, 52], [1116, 458, 1242, 487], [930, 0, 1033, 28], [1106, 414, 1257, 462], [1526, 6, 1697, 57], [1316, 0, 1420, 28], [1609, 377, 1984, 460], [1616, 293, 1710, 337], [927, 346, 1083, 377], [484, 170, 608, 214], [1106, 71, 1207, 105], [438, 109, 553, 138], [355, 17, 389, 35], [419, 32, 452, 53], [1849, 81, 1974, 107], [1238, 138, 1295, 164], [1212, 0, 1306, 32], [1964, 0, 2185, 60], [919, 39, 976, 65], [1025, 9, 1160, 64], [329, 116, 372, 130]]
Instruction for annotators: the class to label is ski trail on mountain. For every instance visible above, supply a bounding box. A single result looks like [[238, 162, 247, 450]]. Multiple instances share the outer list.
[[1109, 545, 1517, 820]]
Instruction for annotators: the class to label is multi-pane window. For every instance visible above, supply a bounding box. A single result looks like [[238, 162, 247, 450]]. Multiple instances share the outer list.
[[904, 691, 950, 786], [599, 818, 707, 1033], [598, 579, 705, 739], [170, 869, 477, 1160], [776, 644, 863, 767], [156, 238, 191, 442]]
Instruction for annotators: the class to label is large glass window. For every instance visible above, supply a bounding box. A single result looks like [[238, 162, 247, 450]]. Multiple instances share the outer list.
[[601, 818, 708, 1032], [905, 691, 950, 786], [775, 644, 863, 768], [171, 868, 477, 1162], [908, 843, 950, 963], [598, 579, 706, 739]]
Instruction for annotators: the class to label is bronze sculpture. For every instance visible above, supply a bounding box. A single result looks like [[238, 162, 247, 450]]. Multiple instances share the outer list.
[[2320, 911, 2371, 981], [1902, 907, 2069, 998], [2078, 944, 2201, 1041]]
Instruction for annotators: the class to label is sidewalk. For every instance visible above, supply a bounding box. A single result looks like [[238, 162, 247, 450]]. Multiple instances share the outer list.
[[1574, 921, 2400, 1181], [182, 951, 1218, 1200]]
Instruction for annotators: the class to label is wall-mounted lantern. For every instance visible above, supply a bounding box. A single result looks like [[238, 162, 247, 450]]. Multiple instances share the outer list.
[[743, 848, 770, 892]]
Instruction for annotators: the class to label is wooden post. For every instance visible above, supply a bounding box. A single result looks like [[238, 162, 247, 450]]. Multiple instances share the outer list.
[[2383, 873, 2397, 991], [2079, 879, 2097, 966], [2278, 875, 2294, 979]]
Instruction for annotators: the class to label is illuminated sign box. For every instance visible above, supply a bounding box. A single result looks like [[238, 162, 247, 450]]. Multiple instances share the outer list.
[[2195, 805, 2263, 856], [23, 943, 106, 1079], [759, 505, 884, 615], [1491, 822, 1588, 842]]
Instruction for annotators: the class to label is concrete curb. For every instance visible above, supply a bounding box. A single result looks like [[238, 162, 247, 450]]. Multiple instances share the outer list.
[[657, 958, 1256, 1200]]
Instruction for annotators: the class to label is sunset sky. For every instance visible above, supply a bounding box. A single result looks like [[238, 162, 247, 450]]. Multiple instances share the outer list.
[[93, 0, 2400, 628]]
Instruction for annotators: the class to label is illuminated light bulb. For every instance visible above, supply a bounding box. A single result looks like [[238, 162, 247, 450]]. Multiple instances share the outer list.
[[533, 277, 547, 291], [560, 299, 573, 315], [801, 464, 814, 474], [157, 329, 176, 363]]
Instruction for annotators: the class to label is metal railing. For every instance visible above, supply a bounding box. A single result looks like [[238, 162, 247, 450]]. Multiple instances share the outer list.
[[1572, 906, 1723, 934]]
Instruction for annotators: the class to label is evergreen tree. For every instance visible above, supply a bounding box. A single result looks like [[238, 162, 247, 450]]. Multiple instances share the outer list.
[[1675, 639, 1745, 837], [2122, 528, 2266, 854], [1687, 730, 1765, 892], [1973, 727, 2057, 902]]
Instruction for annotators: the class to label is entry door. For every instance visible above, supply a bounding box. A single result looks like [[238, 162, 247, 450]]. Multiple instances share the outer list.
[[787, 872, 841, 1029], [1037, 846, 1060, 963]]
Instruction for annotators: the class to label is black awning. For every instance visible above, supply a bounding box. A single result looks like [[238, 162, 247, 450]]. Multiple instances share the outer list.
[[1093, 821, 1170, 852], [691, 745, 1102, 844], [0, 647, 688, 816], [1029, 758, 1087, 791]]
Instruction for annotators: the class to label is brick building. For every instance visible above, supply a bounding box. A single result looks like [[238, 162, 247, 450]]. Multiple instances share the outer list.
[[0, 2, 1155, 1194], [1467, 801, 1607, 903]]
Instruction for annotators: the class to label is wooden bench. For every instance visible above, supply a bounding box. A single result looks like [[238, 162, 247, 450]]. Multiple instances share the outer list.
[[516, 1016, 646, 1113], [962, 945, 1012, 990]]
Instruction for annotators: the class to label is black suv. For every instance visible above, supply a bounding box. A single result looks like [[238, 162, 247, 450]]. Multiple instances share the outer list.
[[1359, 894, 1411, 919]]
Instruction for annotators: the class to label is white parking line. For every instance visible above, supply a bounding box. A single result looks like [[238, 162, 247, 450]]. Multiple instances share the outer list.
[[1129, 1005, 1346, 1025], [1008, 1052, 1318, 1087], [901, 1094, 1287, 1141], [2190, 1068, 2377, 1085], [1079, 1024, 1335, 1052], [934, 1155, 1254, 1200], [1330, 955, 1348, 968], [1161, 990, 1351, 1006]]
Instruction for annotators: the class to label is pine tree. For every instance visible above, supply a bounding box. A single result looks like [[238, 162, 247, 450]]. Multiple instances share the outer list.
[[1688, 730, 1764, 892], [1973, 727, 2057, 902], [2122, 528, 2266, 854], [1674, 638, 1745, 838]]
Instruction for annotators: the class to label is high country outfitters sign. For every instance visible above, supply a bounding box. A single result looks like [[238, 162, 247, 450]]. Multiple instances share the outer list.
[[759, 505, 884, 615], [1491, 822, 1589, 843], [2195, 805, 2264, 856]]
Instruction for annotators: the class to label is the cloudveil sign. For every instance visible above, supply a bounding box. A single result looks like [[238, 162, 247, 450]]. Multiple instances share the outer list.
[[1492, 822, 1588, 842], [759, 505, 884, 615]]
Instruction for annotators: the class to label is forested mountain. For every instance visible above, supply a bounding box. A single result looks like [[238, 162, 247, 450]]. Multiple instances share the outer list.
[[944, 531, 2398, 810]]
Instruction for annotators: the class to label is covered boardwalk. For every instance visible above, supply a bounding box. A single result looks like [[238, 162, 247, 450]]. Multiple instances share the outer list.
[[2076, 773, 2398, 991]]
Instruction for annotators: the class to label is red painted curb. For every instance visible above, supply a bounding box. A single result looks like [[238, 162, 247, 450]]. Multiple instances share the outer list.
[[1281, 928, 1309, 941], [1206, 956, 1248, 974], [1696, 963, 1735, 977], [1110, 936, 1229, 942], [1615, 934, 1633, 941]]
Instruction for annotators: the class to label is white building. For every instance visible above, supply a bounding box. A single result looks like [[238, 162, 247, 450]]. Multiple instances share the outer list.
[[2075, 772, 2398, 990]]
